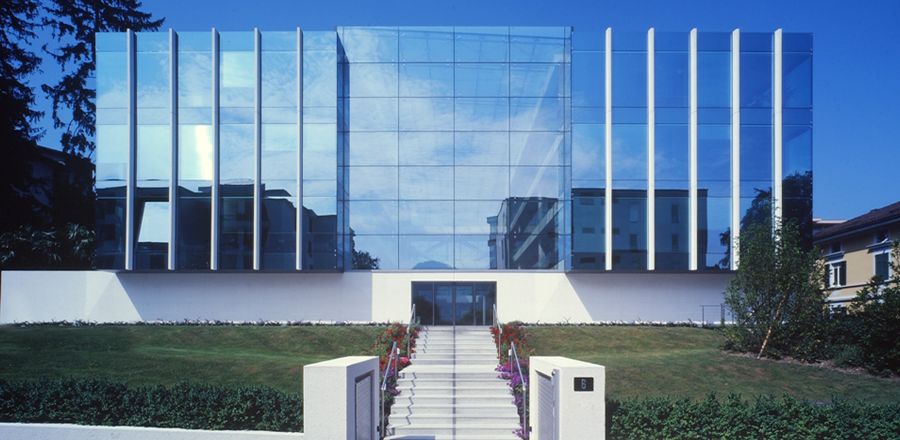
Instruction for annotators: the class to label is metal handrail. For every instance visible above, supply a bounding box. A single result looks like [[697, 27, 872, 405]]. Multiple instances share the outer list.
[[510, 341, 527, 437], [406, 304, 416, 357], [493, 304, 502, 360], [379, 341, 398, 439]]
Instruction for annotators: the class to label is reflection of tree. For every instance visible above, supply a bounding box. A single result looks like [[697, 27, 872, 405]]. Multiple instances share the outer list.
[[349, 229, 379, 269], [718, 171, 812, 269]]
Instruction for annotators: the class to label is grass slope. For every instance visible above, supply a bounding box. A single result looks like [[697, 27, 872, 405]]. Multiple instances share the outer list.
[[0, 325, 383, 393], [526, 326, 900, 403]]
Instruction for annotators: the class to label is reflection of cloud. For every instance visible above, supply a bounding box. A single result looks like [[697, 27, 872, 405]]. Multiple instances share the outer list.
[[137, 202, 169, 243]]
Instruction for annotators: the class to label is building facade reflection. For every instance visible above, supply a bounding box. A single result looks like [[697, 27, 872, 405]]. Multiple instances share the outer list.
[[94, 27, 812, 272]]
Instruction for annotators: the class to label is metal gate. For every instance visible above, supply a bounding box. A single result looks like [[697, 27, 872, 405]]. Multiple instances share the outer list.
[[537, 371, 558, 440], [355, 372, 374, 440]]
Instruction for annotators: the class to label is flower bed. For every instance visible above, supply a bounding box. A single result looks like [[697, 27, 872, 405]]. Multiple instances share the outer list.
[[493, 321, 530, 439], [375, 322, 419, 437]]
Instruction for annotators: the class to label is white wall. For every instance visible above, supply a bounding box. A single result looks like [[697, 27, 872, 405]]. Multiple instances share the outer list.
[[0, 423, 301, 440], [0, 270, 730, 324]]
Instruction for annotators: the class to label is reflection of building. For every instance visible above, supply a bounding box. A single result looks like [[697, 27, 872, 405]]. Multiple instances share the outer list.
[[572, 189, 708, 271], [2, 26, 815, 325], [815, 201, 899, 305], [488, 197, 560, 269]]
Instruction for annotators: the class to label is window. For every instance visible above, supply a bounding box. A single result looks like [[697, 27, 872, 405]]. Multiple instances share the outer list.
[[671, 234, 680, 252], [875, 230, 889, 244], [875, 251, 890, 281], [829, 241, 841, 254], [828, 261, 847, 288], [629, 234, 638, 250], [671, 204, 680, 223]]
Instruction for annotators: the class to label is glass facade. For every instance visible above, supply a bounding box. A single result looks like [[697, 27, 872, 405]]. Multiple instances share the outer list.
[[94, 26, 812, 273]]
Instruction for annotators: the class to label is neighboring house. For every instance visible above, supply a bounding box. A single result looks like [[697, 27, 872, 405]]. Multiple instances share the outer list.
[[815, 201, 900, 304], [0, 27, 813, 324]]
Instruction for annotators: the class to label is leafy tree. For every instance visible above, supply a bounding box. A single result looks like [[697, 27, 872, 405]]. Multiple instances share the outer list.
[[41, 0, 163, 157], [723, 218, 829, 360], [0, 0, 43, 232], [844, 243, 900, 375], [0, 223, 95, 269]]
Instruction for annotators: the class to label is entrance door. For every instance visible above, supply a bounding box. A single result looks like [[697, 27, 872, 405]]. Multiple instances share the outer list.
[[411, 282, 496, 326]]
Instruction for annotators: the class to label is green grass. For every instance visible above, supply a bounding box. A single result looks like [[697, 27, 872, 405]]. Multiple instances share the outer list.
[[526, 326, 900, 403], [0, 325, 384, 393]]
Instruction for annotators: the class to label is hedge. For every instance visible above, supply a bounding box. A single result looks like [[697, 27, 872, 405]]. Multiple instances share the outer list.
[[607, 394, 900, 440], [3, 379, 899, 439], [0, 378, 302, 432]]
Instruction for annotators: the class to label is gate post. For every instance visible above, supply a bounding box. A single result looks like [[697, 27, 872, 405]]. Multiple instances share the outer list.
[[304, 356, 379, 440], [529, 356, 606, 440]]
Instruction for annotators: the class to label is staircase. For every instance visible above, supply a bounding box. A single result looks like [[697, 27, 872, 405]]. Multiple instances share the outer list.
[[386, 326, 520, 440]]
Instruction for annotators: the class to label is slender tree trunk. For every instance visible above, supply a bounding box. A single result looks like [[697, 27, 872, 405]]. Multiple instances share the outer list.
[[758, 292, 790, 359]]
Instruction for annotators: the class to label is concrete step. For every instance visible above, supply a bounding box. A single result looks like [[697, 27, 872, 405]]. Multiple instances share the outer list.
[[390, 402, 519, 416], [397, 385, 511, 397], [412, 358, 497, 366], [393, 395, 514, 407], [390, 423, 519, 437], [387, 435, 518, 440], [390, 413, 520, 426], [397, 378, 505, 387]]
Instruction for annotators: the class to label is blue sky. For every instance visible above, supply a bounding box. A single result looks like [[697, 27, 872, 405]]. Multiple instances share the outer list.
[[30, 0, 900, 220]]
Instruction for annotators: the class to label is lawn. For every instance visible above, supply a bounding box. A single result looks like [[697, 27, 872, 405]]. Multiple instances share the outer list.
[[526, 326, 900, 404], [0, 325, 384, 393]]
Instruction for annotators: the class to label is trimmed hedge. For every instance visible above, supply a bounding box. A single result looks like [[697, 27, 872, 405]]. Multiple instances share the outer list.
[[0, 378, 302, 432], [608, 394, 900, 440], [3, 379, 899, 439]]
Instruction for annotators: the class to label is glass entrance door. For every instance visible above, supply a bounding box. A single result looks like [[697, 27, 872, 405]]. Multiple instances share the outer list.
[[411, 281, 497, 326]]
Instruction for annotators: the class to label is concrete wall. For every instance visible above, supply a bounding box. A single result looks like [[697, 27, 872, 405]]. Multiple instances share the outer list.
[[0, 423, 301, 440], [0, 270, 730, 324]]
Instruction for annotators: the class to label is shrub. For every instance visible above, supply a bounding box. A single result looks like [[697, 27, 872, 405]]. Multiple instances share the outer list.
[[607, 394, 900, 440], [0, 378, 302, 431]]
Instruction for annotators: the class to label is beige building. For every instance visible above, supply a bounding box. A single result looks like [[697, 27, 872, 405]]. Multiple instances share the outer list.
[[814, 201, 900, 304]]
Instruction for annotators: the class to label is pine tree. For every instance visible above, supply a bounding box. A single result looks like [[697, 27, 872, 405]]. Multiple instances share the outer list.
[[0, 0, 43, 233], [41, 0, 164, 157]]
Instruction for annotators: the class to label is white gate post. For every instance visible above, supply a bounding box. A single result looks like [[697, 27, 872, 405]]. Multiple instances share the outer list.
[[529, 356, 606, 440], [304, 356, 379, 440]]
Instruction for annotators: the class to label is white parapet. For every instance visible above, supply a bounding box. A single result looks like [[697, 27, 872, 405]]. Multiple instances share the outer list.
[[303, 356, 379, 440], [529, 356, 606, 440]]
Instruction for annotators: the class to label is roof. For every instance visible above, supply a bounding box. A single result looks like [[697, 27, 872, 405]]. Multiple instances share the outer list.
[[813, 201, 900, 242]]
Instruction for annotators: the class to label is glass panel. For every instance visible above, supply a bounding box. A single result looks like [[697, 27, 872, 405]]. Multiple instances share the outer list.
[[412, 282, 435, 326], [455, 63, 509, 97], [612, 51, 646, 108], [510, 64, 564, 98], [510, 132, 563, 166], [654, 124, 689, 182], [348, 167, 398, 200], [400, 201, 454, 234], [572, 124, 604, 182], [455, 132, 508, 165], [399, 98, 453, 130], [655, 194, 690, 271], [434, 284, 454, 325], [572, 191, 605, 270], [399, 132, 453, 165], [400, 28, 453, 62], [348, 63, 398, 97], [455, 235, 492, 269], [348, 98, 398, 131], [455, 97, 509, 131], [510, 97, 565, 131], [348, 201, 398, 235], [697, 52, 730, 108], [455, 27, 509, 62], [740, 52, 772, 108], [400, 63, 453, 97], [340, 27, 398, 63], [400, 235, 454, 269], [261, 51, 298, 107], [455, 167, 509, 200], [261, 196, 297, 270], [348, 132, 398, 166], [612, 124, 647, 184], [655, 52, 689, 108], [454, 284, 475, 324], [740, 125, 772, 182], [399, 167, 453, 200], [350, 235, 398, 269], [612, 194, 647, 270], [510, 166, 562, 198], [783, 53, 811, 108]]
